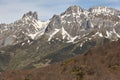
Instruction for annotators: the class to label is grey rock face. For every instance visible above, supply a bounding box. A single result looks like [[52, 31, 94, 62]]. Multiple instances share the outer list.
[[0, 5, 120, 47], [0, 11, 48, 47], [45, 5, 120, 42], [22, 11, 38, 20]]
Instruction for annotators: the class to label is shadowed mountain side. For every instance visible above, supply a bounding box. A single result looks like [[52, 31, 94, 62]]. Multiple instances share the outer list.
[[0, 39, 120, 80]]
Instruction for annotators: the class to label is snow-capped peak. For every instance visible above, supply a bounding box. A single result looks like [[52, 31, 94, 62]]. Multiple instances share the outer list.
[[65, 5, 84, 13], [22, 11, 38, 20], [89, 6, 120, 16]]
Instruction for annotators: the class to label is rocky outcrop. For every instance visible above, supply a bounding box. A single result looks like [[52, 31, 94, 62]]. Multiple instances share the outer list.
[[0, 11, 49, 47], [45, 6, 120, 42]]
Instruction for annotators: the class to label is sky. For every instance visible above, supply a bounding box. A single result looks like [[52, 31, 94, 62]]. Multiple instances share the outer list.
[[0, 0, 120, 23]]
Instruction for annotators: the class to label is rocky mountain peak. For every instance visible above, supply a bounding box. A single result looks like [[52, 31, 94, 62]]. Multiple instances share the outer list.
[[45, 5, 120, 43], [22, 11, 38, 20], [64, 5, 84, 14], [89, 6, 120, 16]]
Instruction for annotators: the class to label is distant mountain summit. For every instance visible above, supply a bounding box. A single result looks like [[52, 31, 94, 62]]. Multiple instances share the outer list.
[[46, 5, 120, 42], [22, 11, 38, 20], [89, 6, 120, 16], [0, 11, 49, 47], [65, 5, 84, 13]]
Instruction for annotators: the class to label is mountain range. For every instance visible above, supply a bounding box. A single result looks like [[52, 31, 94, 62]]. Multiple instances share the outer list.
[[0, 5, 120, 73]]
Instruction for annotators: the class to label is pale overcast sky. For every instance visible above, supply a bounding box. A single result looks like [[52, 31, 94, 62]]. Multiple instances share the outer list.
[[0, 0, 120, 23]]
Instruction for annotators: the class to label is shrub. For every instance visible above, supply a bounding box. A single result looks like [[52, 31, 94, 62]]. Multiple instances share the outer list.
[[72, 66, 85, 80]]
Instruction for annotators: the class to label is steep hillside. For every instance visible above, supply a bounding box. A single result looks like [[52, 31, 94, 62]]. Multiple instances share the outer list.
[[0, 39, 120, 80], [0, 35, 109, 71]]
